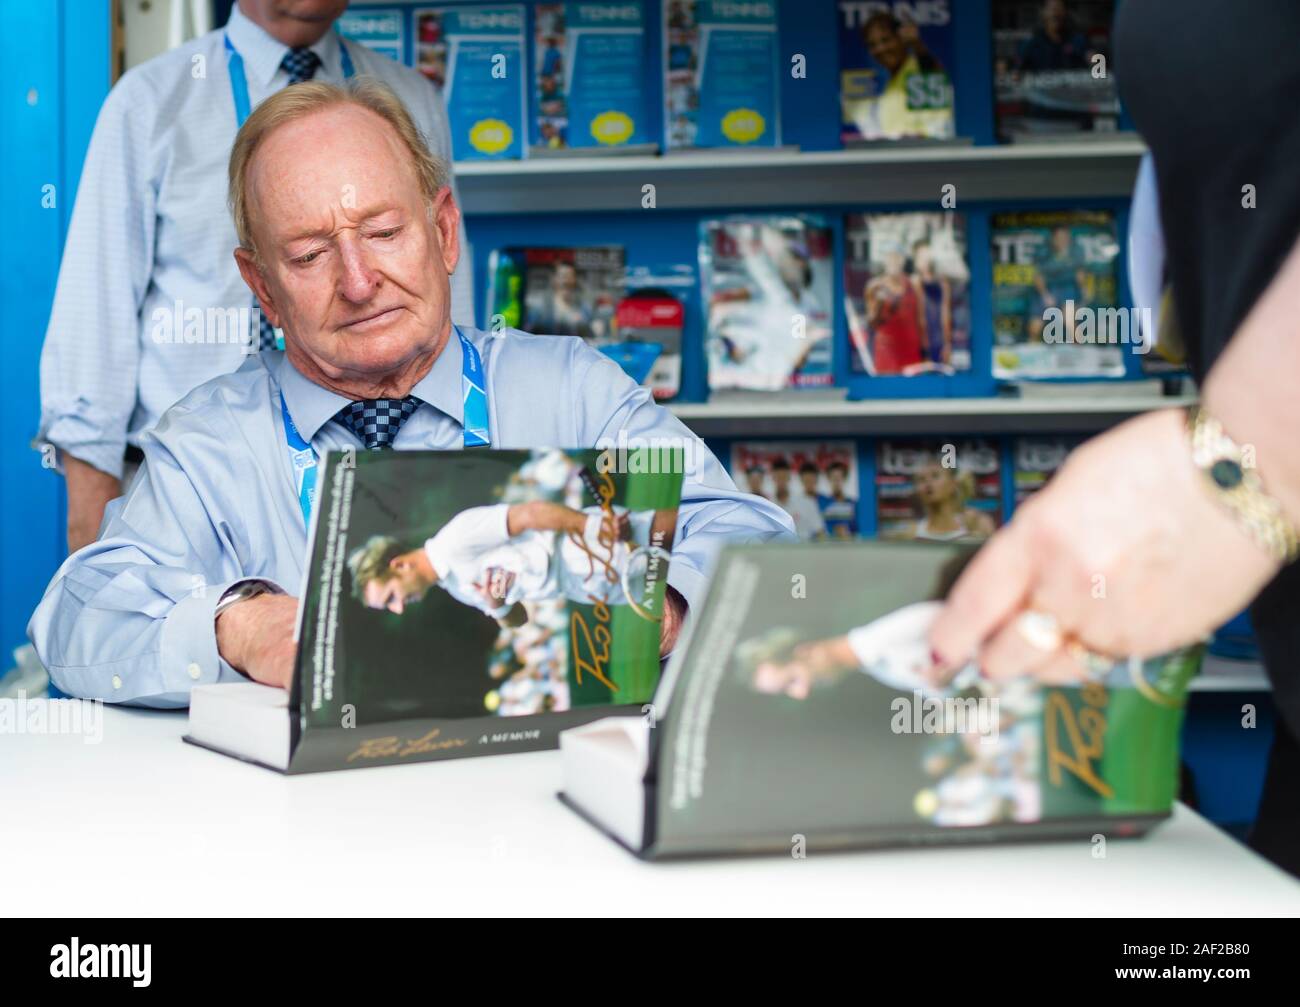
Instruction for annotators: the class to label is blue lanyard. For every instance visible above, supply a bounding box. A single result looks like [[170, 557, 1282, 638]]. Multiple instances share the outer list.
[[224, 32, 355, 128], [281, 328, 491, 525]]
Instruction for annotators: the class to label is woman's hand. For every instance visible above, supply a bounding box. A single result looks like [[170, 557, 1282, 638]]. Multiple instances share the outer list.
[[929, 408, 1281, 682]]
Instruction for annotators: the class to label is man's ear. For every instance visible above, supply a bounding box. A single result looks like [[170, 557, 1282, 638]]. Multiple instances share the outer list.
[[390, 554, 411, 573], [430, 185, 461, 279], [234, 247, 280, 328]]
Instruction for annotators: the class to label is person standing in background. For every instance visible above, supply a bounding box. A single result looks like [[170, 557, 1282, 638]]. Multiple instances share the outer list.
[[931, 0, 1300, 878], [39, 0, 474, 552]]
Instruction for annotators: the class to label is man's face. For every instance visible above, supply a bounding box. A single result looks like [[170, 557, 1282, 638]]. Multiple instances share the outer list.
[[238, 0, 349, 46], [800, 470, 819, 494], [362, 555, 433, 614], [236, 103, 460, 386], [828, 467, 846, 493], [772, 466, 791, 491]]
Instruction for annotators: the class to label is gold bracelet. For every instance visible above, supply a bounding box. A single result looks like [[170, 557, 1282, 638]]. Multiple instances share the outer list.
[[1187, 406, 1299, 564]]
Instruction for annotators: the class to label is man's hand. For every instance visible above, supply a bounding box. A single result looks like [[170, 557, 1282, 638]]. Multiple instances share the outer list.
[[216, 593, 300, 689], [64, 454, 122, 553], [929, 408, 1281, 682], [659, 585, 688, 658]]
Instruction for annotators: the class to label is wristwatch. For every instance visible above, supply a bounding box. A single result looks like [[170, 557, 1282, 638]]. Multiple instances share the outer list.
[[1187, 406, 1299, 563], [214, 579, 280, 619]]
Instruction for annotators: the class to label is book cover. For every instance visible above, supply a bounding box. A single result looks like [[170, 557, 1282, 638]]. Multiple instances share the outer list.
[[838, 0, 956, 144], [992, 0, 1121, 142], [532, 2, 651, 152], [699, 215, 835, 392], [1012, 435, 1077, 507], [844, 211, 970, 377], [990, 209, 1124, 380], [663, 0, 781, 151], [730, 440, 860, 541], [414, 5, 527, 159], [646, 541, 1199, 857], [876, 438, 1002, 542], [284, 447, 682, 773]]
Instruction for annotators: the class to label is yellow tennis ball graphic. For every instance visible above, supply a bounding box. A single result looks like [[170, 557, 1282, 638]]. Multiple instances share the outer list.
[[914, 788, 939, 819], [721, 108, 766, 144], [484, 690, 501, 713], [469, 118, 514, 155]]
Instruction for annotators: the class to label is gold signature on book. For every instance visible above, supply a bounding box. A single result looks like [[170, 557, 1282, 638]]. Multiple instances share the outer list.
[[346, 728, 469, 763], [569, 468, 625, 695], [1044, 680, 1114, 799]]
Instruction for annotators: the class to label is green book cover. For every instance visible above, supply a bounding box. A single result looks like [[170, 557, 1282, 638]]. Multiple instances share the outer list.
[[647, 541, 1200, 857], [286, 447, 682, 774]]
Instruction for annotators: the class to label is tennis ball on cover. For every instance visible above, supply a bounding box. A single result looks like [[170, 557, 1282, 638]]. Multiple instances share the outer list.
[[484, 690, 501, 713], [913, 788, 939, 820]]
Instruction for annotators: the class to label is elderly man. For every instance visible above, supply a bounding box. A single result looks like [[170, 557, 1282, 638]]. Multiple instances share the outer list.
[[28, 80, 795, 708]]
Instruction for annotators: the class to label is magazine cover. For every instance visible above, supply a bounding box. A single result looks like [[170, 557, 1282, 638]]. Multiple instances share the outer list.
[[844, 211, 970, 376], [414, 5, 526, 159], [838, 0, 956, 144], [663, 0, 781, 151], [991, 209, 1123, 380], [876, 438, 1002, 542], [287, 447, 682, 773], [337, 5, 405, 62], [699, 215, 835, 392], [731, 441, 860, 541], [533, 2, 651, 152], [647, 541, 1200, 857], [487, 246, 624, 342], [992, 0, 1121, 142], [1013, 435, 1076, 507]]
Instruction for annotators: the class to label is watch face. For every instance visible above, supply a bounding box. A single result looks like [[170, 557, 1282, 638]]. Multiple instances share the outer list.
[[1211, 458, 1244, 490]]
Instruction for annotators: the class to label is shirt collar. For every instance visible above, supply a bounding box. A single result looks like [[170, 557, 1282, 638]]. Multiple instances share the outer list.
[[226, 2, 343, 89], [274, 329, 465, 442]]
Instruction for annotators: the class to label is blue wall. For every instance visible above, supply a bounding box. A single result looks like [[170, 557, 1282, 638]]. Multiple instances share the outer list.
[[0, 0, 110, 660]]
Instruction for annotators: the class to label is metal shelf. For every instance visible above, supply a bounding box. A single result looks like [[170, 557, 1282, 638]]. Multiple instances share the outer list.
[[1194, 656, 1270, 693], [455, 138, 1147, 215], [668, 391, 1195, 438]]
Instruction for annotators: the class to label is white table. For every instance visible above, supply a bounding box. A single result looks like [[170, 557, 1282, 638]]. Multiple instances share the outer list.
[[5, 705, 1299, 917]]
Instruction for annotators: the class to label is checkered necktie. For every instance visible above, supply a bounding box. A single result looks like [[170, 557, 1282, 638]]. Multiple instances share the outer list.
[[281, 47, 322, 84], [253, 48, 324, 353], [335, 398, 421, 450]]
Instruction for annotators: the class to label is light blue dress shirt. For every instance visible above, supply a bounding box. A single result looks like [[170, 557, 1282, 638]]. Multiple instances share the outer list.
[[38, 3, 475, 479], [28, 327, 797, 708]]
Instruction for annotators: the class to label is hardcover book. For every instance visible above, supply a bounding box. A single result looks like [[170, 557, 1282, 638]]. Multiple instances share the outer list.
[[560, 541, 1202, 858], [186, 447, 683, 773]]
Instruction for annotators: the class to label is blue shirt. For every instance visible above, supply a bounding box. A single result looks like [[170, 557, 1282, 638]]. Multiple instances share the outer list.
[[28, 327, 796, 708], [38, 3, 475, 480]]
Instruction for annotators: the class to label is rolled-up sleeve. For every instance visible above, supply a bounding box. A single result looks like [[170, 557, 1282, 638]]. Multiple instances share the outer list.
[[570, 342, 796, 615], [38, 76, 156, 479], [27, 416, 275, 708]]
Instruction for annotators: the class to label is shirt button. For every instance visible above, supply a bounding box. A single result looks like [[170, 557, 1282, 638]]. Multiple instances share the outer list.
[[187, 663, 202, 680], [111, 675, 122, 690]]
